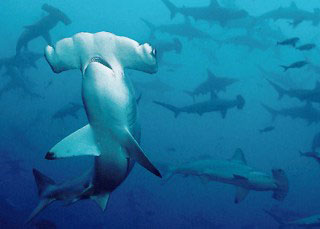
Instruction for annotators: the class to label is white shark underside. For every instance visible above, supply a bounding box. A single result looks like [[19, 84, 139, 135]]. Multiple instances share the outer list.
[[27, 32, 161, 223]]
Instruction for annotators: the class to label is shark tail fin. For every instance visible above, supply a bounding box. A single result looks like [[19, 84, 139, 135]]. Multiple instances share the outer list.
[[261, 103, 278, 121], [153, 100, 181, 118], [279, 65, 289, 72], [236, 95, 245, 109], [264, 209, 285, 226], [173, 38, 182, 54], [25, 169, 56, 224], [161, 0, 179, 19], [272, 168, 289, 201], [266, 79, 286, 100]]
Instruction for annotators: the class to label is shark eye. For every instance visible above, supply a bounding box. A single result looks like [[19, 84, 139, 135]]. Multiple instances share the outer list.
[[151, 48, 157, 58]]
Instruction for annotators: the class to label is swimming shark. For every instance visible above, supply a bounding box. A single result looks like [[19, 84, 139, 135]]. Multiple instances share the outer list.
[[259, 126, 275, 134], [261, 102, 320, 124], [280, 60, 308, 72], [154, 95, 245, 118], [259, 2, 320, 28], [16, 3, 71, 55], [162, 148, 289, 203], [296, 43, 316, 51], [276, 37, 299, 47], [267, 78, 320, 104], [140, 18, 212, 40], [161, 0, 248, 27], [265, 209, 320, 228], [52, 102, 83, 121], [184, 69, 238, 100], [26, 32, 161, 223], [299, 151, 320, 164]]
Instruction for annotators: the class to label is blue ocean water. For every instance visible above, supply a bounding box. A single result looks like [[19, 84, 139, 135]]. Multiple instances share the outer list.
[[1, 0, 320, 228]]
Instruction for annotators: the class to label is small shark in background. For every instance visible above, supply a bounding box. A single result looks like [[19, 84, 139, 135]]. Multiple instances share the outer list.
[[267, 79, 320, 104], [299, 151, 320, 164], [265, 209, 320, 228], [261, 102, 320, 124], [276, 37, 300, 47], [16, 3, 71, 55], [296, 43, 316, 51], [280, 60, 308, 72], [51, 102, 83, 121], [184, 69, 238, 100], [311, 132, 320, 152], [161, 0, 248, 27], [154, 95, 245, 118], [259, 126, 275, 133], [266, 205, 306, 222], [0, 66, 43, 99], [161, 148, 289, 203], [259, 2, 320, 28], [140, 17, 212, 40], [0, 51, 42, 74]]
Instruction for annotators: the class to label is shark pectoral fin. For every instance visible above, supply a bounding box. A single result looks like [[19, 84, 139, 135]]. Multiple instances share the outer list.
[[91, 193, 110, 211], [42, 32, 52, 46], [220, 110, 227, 119], [25, 198, 55, 224], [235, 187, 249, 203], [46, 124, 100, 160], [124, 129, 162, 178]]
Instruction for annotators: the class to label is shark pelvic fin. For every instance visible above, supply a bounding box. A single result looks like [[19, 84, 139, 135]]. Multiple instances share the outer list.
[[230, 148, 247, 165], [91, 193, 110, 211], [235, 187, 250, 203], [46, 124, 100, 160], [124, 128, 162, 178]]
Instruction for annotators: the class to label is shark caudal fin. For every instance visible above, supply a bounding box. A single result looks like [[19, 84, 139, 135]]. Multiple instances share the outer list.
[[280, 65, 289, 72], [266, 79, 287, 100], [26, 169, 56, 224], [236, 95, 245, 109], [272, 169, 289, 201], [153, 100, 181, 118], [173, 38, 182, 54], [261, 103, 278, 121], [161, 0, 179, 19]]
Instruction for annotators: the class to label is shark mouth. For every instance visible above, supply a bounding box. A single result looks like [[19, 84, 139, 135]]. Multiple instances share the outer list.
[[89, 56, 113, 70]]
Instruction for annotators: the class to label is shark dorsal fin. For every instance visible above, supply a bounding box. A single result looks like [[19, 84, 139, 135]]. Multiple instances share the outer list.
[[209, 0, 220, 8], [230, 148, 247, 165], [290, 1, 297, 9], [207, 69, 217, 79]]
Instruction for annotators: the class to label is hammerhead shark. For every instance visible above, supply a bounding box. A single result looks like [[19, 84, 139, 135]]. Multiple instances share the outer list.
[[52, 102, 83, 121], [259, 2, 320, 27], [184, 69, 238, 100], [161, 0, 248, 26], [26, 32, 161, 223], [16, 3, 71, 55], [261, 102, 320, 125], [154, 95, 245, 118], [162, 148, 289, 203], [140, 18, 212, 40], [267, 79, 320, 104]]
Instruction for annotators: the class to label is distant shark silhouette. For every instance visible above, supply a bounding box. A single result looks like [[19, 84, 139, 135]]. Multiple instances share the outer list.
[[161, 148, 289, 203], [16, 3, 71, 55], [27, 32, 161, 223], [51, 102, 83, 121]]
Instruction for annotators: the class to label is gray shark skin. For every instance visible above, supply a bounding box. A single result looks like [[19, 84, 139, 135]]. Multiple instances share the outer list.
[[259, 2, 320, 28], [276, 37, 299, 47], [312, 132, 320, 152], [265, 209, 320, 228], [185, 69, 238, 100], [0, 66, 43, 99], [52, 102, 83, 121], [141, 18, 212, 40], [26, 32, 161, 223], [261, 102, 320, 125], [154, 94, 245, 118], [259, 126, 275, 133], [161, 0, 248, 27], [16, 3, 71, 55], [0, 51, 42, 74], [280, 60, 308, 72], [267, 78, 320, 104], [299, 151, 320, 164], [148, 37, 182, 62], [296, 43, 316, 51], [162, 149, 289, 203]]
